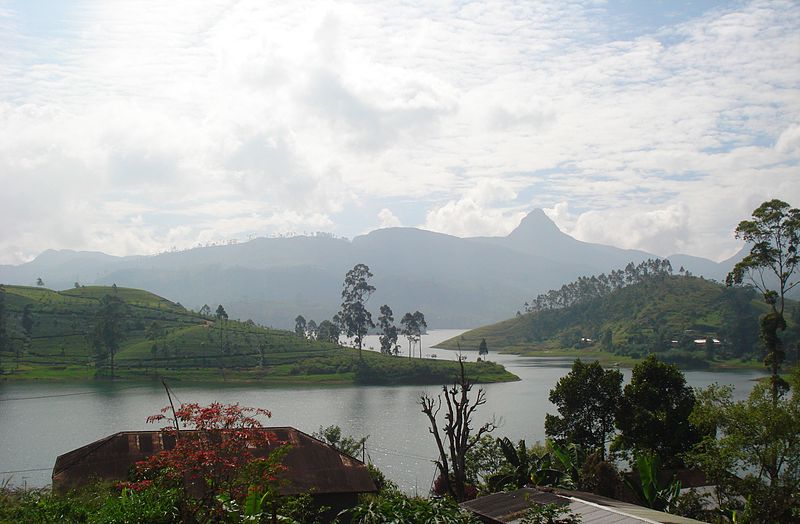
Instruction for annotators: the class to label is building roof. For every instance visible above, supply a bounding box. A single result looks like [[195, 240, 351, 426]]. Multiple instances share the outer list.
[[460, 487, 707, 524], [52, 426, 377, 496]]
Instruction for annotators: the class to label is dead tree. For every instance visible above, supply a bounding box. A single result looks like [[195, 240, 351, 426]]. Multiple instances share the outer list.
[[420, 359, 496, 501]]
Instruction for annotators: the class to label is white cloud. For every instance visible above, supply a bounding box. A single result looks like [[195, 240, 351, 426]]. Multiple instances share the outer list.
[[377, 208, 401, 229], [570, 205, 691, 256], [776, 124, 800, 155], [423, 179, 526, 237], [0, 0, 798, 263]]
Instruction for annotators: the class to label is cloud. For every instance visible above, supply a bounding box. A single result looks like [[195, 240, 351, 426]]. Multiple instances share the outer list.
[[0, 0, 798, 264], [569, 205, 691, 256], [423, 179, 526, 237], [377, 208, 401, 228], [776, 124, 800, 155]]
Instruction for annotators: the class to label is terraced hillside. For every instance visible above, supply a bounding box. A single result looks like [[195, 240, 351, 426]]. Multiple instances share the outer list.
[[0, 285, 516, 384]]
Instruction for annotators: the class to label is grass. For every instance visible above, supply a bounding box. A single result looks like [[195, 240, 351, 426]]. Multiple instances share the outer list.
[[434, 275, 795, 371], [0, 284, 518, 385]]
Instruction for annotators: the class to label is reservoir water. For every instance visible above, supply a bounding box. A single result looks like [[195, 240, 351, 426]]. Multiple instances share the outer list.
[[0, 329, 766, 492]]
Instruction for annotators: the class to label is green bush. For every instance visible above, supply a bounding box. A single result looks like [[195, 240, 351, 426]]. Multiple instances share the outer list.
[[90, 487, 179, 524]]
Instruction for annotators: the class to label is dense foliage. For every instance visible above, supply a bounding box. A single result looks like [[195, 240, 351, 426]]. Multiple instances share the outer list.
[[688, 368, 800, 523], [343, 491, 481, 523], [613, 355, 702, 466], [545, 360, 622, 458], [441, 273, 779, 366], [524, 258, 674, 313]]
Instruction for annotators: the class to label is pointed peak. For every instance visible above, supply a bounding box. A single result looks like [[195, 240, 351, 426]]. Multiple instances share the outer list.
[[508, 209, 562, 239]]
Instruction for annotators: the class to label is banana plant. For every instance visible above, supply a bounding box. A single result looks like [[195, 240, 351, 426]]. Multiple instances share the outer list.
[[486, 438, 577, 490], [548, 442, 586, 489], [624, 452, 681, 512]]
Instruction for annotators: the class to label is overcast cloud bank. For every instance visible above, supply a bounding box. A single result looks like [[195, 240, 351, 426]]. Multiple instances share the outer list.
[[0, 0, 798, 264]]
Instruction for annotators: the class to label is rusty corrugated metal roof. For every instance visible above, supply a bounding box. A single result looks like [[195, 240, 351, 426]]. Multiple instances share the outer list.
[[52, 426, 376, 496]]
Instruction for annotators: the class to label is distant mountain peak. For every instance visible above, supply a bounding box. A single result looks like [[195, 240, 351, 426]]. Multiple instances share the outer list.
[[507, 209, 563, 240]]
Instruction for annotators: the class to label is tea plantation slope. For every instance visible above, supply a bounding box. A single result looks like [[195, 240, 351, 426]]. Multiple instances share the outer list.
[[0, 285, 517, 384]]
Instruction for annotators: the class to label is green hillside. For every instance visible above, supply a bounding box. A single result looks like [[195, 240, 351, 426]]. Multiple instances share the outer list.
[[438, 275, 800, 369], [0, 284, 516, 384]]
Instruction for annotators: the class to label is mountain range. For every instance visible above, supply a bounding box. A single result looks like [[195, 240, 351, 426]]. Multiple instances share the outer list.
[[0, 210, 746, 328]]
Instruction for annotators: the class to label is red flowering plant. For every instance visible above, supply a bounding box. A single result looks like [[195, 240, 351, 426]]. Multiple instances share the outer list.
[[130, 402, 288, 520]]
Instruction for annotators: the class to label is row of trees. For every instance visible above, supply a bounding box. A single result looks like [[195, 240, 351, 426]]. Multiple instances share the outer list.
[[523, 258, 674, 313], [293, 315, 341, 344], [294, 264, 428, 359]]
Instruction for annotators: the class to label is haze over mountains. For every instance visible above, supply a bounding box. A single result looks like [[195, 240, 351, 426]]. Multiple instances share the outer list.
[[0, 210, 745, 329]]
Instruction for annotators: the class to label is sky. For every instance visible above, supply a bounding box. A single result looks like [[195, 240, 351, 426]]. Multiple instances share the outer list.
[[0, 0, 798, 265]]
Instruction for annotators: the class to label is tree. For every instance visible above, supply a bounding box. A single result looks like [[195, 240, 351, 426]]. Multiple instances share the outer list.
[[312, 424, 368, 458], [306, 319, 317, 340], [92, 294, 127, 378], [21, 304, 34, 338], [134, 402, 284, 520], [478, 339, 488, 359], [688, 369, 800, 522], [401, 310, 427, 358], [414, 311, 427, 358], [377, 305, 398, 355], [339, 264, 375, 358], [727, 199, 799, 401], [215, 304, 228, 322], [545, 360, 622, 459], [199, 304, 212, 317], [613, 355, 701, 467], [316, 319, 340, 344], [146, 320, 165, 357], [294, 315, 306, 337], [400, 312, 417, 358], [36, 277, 44, 287], [420, 360, 496, 501]]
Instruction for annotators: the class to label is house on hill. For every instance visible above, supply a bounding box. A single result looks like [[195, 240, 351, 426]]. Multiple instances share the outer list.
[[52, 426, 376, 516], [461, 487, 705, 524]]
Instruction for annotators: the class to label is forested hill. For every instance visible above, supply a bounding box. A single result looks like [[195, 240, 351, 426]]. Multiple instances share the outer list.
[[0, 285, 516, 384], [438, 274, 800, 368]]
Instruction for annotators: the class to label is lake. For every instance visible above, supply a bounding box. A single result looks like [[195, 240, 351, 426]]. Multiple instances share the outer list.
[[0, 329, 766, 492]]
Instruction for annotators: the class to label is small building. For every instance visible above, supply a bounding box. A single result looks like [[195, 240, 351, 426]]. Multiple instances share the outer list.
[[52, 427, 376, 517], [461, 487, 706, 524]]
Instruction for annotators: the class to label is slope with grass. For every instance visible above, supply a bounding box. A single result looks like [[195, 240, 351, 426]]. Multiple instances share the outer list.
[[437, 275, 797, 369], [0, 285, 517, 384]]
